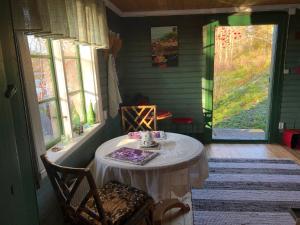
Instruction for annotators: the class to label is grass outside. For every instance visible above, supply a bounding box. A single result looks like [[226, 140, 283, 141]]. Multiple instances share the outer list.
[[213, 25, 273, 131]]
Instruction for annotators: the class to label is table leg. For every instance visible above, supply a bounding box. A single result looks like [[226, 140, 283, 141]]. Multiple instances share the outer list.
[[153, 198, 190, 225]]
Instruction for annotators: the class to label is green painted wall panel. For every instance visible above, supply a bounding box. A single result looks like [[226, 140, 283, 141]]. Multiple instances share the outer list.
[[121, 16, 210, 134], [280, 10, 300, 129], [0, 0, 40, 224]]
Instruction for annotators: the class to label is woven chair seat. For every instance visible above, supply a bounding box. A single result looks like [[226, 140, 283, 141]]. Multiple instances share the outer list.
[[81, 181, 153, 225]]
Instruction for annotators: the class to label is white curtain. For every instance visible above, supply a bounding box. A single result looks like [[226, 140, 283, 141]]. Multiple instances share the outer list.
[[108, 54, 122, 118], [11, 0, 109, 49]]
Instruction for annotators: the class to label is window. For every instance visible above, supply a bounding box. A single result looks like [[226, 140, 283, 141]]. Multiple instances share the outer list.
[[61, 40, 87, 131], [27, 35, 103, 151], [28, 36, 63, 148]]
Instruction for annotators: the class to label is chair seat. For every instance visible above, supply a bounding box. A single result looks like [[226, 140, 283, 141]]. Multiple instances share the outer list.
[[81, 181, 153, 225], [172, 117, 193, 124]]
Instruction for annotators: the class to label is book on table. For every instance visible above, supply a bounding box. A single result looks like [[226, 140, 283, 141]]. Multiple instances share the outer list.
[[105, 147, 159, 165]]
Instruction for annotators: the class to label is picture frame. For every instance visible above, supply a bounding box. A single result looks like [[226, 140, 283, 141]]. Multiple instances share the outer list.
[[151, 26, 178, 68]]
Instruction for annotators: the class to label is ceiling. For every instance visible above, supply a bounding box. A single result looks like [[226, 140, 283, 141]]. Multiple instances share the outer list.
[[108, 0, 300, 12]]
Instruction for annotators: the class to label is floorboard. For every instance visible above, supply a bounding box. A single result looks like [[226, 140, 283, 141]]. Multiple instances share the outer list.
[[205, 144, 300, 164]]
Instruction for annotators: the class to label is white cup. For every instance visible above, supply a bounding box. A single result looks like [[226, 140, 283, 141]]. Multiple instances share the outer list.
[[141, 131, 153, 147]]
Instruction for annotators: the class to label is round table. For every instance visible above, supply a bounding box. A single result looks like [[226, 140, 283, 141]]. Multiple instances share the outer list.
[[94, 132, 208, 203]]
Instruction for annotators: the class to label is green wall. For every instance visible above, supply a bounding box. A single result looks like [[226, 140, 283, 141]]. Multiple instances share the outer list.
[[280, 10, 300, 129], [121, 16, 207, 135], [0, 0, 39, 224], [37, 9, 122, 225]]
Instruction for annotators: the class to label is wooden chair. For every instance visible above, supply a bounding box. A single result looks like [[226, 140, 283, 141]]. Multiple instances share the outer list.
[[120, 105, 157, 133], [290, 208, 300, 225], [41, 155, 154, 225]]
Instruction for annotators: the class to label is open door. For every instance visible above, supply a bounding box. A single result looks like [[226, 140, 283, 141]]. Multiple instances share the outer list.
[[202, 21, 219, 143], [202, 13, 288, 143], [212, 25, 276, 141]]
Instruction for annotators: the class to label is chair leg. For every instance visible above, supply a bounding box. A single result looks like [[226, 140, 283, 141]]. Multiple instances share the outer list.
[[145, 209, 154, 225], [153, 199, 190, 225], [145, 216, 152, 225]]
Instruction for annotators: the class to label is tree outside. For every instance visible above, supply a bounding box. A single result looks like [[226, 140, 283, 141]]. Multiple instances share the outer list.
[[213, 25, 275, 131]]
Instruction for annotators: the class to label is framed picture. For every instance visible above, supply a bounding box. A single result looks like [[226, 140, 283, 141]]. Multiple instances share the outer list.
[[151, 26, 178, 68]]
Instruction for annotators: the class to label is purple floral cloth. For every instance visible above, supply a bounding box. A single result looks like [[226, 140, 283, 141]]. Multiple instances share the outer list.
[[105, 147, 159, 165]]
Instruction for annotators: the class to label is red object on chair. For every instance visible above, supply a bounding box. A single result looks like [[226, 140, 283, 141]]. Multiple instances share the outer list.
[[157, 111, 172, 120], [283, 129, 300, 149], [172, 118, 193, 124]]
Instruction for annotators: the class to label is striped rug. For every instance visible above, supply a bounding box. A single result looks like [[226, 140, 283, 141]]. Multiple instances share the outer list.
[[192, 158, 300, 225]]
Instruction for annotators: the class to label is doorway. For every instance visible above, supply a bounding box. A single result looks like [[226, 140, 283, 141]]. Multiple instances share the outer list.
[[212, 25, 276, 141], [201, 13, 288, 144]]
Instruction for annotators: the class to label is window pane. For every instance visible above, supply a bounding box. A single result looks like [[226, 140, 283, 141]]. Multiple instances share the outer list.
[[32, 58, 55, 101], [61, 40, 77, 57], [64, 59, 82, 92], [39, 101, 61, 145], [70, 93, 86, 127], [27, 35, 49, 55]]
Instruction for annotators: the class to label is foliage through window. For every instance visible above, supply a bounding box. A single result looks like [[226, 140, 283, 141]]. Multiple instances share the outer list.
[[28, 36, 62, 148], [61, 40, 87, 130]]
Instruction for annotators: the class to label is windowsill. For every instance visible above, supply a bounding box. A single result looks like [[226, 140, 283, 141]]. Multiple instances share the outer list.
[[46, 122, 104, 164]]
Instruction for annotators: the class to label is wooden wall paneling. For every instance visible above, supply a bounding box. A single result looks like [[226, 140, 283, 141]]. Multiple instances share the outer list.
[[0, 0, 39, 224], [280, 11, 300, 129], [121, 16, 205, 134]]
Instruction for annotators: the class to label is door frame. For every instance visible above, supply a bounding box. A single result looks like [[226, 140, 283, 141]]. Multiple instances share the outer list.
[[202, 12, 288, 143]]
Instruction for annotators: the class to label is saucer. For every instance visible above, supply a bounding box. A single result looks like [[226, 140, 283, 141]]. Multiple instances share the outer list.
[[139, 141, 160, 150], [139, 141, 158, 148]]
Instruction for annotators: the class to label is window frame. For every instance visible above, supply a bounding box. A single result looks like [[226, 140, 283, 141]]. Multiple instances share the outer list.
[[29, 38, 64, 149], [22, 34, 105, 169], [60, 41, 87, 127]]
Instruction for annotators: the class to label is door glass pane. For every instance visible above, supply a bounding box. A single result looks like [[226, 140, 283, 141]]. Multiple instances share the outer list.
[[64, 59, 81, 92], [69, 93, 85, 127], [61, 40, 77, 57], [32, 58, 55, 101], [39, 101, 61, 145], [27, 35, 49, 55]]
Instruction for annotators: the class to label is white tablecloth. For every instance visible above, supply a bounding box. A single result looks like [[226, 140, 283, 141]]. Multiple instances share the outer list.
[[94, 133, 208, 202]]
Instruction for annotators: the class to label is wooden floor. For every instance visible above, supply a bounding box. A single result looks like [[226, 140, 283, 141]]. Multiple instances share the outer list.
[[206, 143, 300, 163], [167, 143, 300, 225]]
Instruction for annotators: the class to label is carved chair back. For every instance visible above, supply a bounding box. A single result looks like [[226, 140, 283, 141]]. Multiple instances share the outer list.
[[40, 155, 109, 225], [120, 105, 157, 133]]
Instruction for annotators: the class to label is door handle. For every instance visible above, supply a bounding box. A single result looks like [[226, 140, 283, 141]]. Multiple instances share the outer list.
[[4, 84, 17, 99]]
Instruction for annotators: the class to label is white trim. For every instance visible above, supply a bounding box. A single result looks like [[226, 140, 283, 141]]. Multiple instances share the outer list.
[[17, 33, 47, 171], [104, 0, 123, 16], [104, 1, 300, 17], [41, 123, 104, 179], [91, 48, 105, 124], [289, 8, 297, 15], [52, 40, 73, 139], [46, 123, 104, 164]]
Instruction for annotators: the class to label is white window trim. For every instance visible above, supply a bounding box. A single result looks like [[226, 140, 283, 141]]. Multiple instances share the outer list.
[[52, 40, 73, 139], [46, 123, 104, 163], [18, 33, 106, 175], [17, 32, 46, 171], [39, 123, 104, 178]]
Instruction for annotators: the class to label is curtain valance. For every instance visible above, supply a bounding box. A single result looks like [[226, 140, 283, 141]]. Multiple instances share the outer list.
[[11, 0, 109, 49]]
